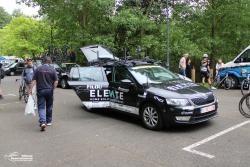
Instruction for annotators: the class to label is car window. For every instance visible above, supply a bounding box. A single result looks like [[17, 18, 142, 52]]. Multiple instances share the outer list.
[[239, 49, 250, 63], [114, 67, 133, 82], [75, 67, 105, 81]]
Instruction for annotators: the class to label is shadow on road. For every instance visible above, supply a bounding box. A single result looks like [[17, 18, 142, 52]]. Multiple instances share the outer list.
[[80, 106, 214, 133]]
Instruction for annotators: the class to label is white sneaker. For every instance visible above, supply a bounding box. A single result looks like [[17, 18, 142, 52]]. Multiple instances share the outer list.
[[46, 123, 52, 126]]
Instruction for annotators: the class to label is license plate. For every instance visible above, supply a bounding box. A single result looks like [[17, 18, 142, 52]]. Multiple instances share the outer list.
[[201, 105, 215, 114]]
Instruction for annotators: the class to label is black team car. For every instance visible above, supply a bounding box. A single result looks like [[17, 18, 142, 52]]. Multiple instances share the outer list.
[[68, 45, 218, 130]]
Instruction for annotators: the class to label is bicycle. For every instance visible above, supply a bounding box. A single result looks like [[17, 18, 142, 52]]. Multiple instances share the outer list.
[[241, 71, 250, 95], [212, 73, 232, 90], [239, 92, 250, 118], [17, 79, 29, 103]]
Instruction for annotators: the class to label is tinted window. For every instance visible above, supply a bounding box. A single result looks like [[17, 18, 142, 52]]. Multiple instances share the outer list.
[[114, 67, 132, 82]]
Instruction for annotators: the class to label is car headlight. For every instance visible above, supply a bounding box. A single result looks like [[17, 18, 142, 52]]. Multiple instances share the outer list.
[[166, 98, 191, 106]]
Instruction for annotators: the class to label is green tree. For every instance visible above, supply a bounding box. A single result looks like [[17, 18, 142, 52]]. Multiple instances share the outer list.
[[0, 16, 50, 57], [0, 7, 11, 28]]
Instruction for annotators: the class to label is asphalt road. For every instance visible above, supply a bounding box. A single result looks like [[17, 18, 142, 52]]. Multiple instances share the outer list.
[[0, 76, 250, 167]]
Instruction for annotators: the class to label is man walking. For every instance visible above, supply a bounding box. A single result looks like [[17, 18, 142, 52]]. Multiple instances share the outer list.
[[179, 53, 189, 76], [30, 57, 58, 131]]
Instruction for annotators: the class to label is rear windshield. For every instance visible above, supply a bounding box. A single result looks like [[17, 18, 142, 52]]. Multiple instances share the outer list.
[[71, 67, 104, 81]]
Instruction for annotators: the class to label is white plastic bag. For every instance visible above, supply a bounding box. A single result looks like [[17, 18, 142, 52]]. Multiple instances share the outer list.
[[31, 86, 37, 110], [25, 95, 36, 116]]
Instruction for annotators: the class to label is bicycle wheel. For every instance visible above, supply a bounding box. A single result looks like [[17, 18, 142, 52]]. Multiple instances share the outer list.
[[224, 77, 232, 90], [241, 79, 250, 95], [18, 86, 23, 100], [23, 85, 29, 103], [212, 77, 220, 88], [239, 93, 250, 118]]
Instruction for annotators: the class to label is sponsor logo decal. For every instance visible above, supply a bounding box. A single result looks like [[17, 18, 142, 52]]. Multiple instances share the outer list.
[[86, 85, 124, 103]]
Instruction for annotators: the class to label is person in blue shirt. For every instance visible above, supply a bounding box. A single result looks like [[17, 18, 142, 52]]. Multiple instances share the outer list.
[[30, 57, 58, 132], [21, 59, 36, 88]]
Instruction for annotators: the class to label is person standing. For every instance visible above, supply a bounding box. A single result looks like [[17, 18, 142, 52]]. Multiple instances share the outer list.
[[215, 58, 224, 76], [21, 59, 36, 89], [185, 58, 192, 79], [179, 53, 189, 76], [29, 57, 58, 131], [200, 54, 212, 86]]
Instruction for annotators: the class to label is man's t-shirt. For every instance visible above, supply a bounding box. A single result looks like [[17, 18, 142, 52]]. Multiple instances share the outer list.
[[33, 64, 58, 91]]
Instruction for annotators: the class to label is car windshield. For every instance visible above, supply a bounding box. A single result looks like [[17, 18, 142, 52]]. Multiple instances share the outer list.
[[129, 65, 179, 84]]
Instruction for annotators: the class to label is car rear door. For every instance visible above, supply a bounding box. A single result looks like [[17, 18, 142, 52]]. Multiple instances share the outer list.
[[68, 67, 110, 109]]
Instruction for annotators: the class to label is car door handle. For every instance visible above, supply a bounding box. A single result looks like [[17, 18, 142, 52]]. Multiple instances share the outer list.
[[118, 87, 129, 92]]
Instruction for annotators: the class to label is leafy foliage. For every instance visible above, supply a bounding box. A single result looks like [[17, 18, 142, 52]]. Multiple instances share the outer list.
[[0, 16, 50, 57], [1, 0, 250, 72], [0, 7, 11, 28]]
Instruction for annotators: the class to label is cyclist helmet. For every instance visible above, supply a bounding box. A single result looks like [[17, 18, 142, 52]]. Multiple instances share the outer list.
[[203, 54, 208, 58]]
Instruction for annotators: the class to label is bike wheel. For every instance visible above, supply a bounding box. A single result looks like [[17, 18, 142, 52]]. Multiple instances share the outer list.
[[18, 87, 23, 100], [224, 77, 232, 90], [241, 79, 250, 96], [212, 77, 219, 88], [23, 86, 29, 103], [239, 93, 250, 118]]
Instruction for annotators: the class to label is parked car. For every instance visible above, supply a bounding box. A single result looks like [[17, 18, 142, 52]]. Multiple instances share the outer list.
[[68, 45, 218, 130], [0, 65, 4, 79], [218, 45, 250, 88], [3, 62, 25, 76], [58, 63, 80, 89]]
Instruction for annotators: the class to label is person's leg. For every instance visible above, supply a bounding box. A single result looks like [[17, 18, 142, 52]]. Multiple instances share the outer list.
[[37, 90, 46, 125], [201, 73, 205, 84], [45, 89, 54, 124], [180, 69, 186, 76]]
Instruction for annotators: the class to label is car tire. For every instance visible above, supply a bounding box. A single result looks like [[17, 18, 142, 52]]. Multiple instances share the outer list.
[[10, 71, 15, 76], [61, 78, 68, 89], [141, 103, 164, 131]]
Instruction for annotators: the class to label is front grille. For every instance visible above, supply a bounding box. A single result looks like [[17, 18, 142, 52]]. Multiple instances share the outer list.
[[191, 94, 215, 106], [190, 111, 217, 122]]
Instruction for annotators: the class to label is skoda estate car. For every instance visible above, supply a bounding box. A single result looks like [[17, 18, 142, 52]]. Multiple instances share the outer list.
[[68, 45, 218, 130]]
